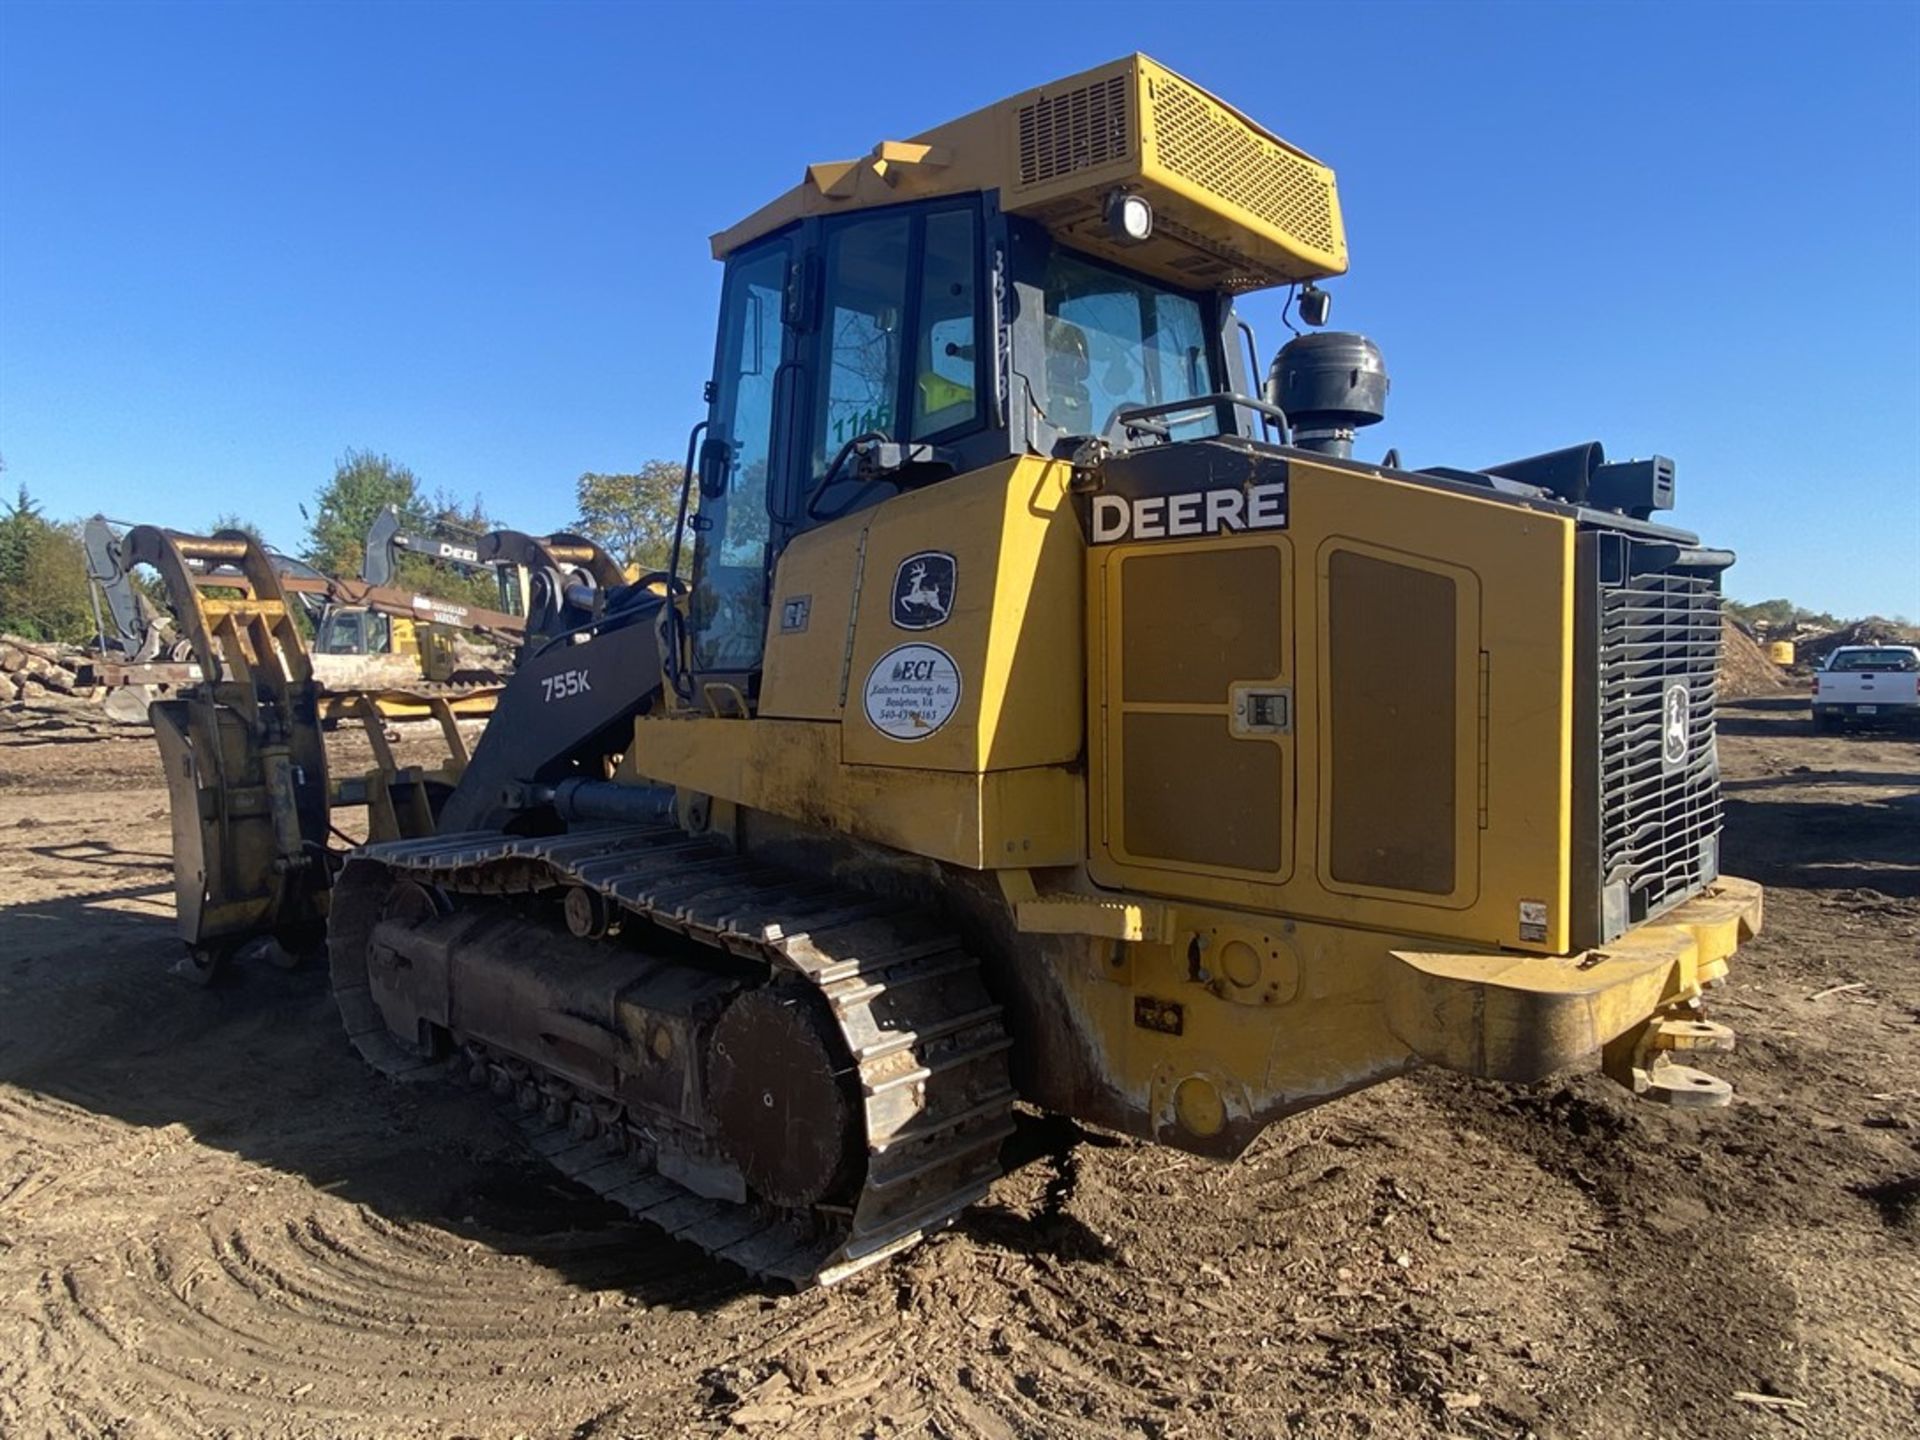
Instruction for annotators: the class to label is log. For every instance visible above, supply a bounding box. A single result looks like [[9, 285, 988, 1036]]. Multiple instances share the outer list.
[[0, 635, 73, 669]]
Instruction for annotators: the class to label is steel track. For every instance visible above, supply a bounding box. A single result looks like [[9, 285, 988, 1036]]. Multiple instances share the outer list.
[[328, 823, 1015, 1286]]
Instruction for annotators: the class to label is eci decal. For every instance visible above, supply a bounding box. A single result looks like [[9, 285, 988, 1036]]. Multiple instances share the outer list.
[[864, 643, 962, 740]]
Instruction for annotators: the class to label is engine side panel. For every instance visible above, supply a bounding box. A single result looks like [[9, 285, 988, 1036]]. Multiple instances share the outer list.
[[626, 716, 1084, 869], [1087, 449, 1576, 953]]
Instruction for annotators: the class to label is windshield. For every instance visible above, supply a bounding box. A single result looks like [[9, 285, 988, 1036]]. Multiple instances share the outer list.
[[1829, 648, 1919, 672], [1042, 248, 1218, 439], [317, 610, 392, 655], [317, 611, 365, 654]]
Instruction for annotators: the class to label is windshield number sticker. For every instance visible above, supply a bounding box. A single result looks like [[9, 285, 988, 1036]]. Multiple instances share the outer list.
[[543, 669, 592, 703]]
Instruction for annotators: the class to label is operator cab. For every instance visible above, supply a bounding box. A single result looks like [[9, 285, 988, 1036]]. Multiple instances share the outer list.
[[315, 606, 392, 657], [689, 205, 1266, 686], [682, 54, 1346, 697]]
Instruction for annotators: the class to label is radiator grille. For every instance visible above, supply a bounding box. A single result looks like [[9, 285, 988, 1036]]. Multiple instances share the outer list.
[[1017, 75, 1132, 187], [1149, 76, 1337, 253], [1595, 565, 1722, 928]]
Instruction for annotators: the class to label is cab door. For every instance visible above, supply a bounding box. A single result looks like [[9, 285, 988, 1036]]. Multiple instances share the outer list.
[[688, 236, 794, 680]]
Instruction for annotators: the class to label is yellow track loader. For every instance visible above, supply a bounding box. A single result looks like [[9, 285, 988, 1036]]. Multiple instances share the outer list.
[[320, 55, 1760, 1286]]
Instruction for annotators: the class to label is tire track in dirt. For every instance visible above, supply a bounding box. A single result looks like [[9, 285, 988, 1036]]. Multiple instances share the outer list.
[[5, 1173, 731, 1439], [915, 1111, 1600, 1440], [0, 1092, 133, 1223], [3, 712, 1916, 1438], [685, 1101, 1609, 1440]]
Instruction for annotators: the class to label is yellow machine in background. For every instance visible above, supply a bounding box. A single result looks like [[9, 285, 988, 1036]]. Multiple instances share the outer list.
[[86, 513, 520, 724], [308, 608, 494, 721], [310, 54, 1758, 1284]]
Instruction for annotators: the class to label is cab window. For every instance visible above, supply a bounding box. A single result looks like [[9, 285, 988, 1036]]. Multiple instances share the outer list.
[[1042, 248, 1218, 440], [913, 209, 979, 439], [318, 611, 363, 654], [812, 203, 984, 480], [693, 237, 789, 672], [817, 215, 911, 469], [1830, 648, 1919, 672]]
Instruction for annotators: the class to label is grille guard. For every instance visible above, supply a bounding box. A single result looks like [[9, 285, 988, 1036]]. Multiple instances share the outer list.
[[1572, 529, 1733, 947]]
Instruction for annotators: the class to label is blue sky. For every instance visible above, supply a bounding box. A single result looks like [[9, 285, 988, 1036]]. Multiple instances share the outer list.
[[2, 0, 1915, 618]]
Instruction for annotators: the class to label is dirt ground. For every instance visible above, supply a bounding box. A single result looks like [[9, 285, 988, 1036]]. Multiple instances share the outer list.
[[0, 700, 1914, 1440]]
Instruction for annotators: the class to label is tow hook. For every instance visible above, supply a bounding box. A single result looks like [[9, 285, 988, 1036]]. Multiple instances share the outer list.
[[1602, 1010, 1736, 1108]]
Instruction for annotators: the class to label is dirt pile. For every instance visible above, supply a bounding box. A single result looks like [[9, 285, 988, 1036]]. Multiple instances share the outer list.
[[1720, 616, 1788, 696], [1798, 617, 1920, 668]]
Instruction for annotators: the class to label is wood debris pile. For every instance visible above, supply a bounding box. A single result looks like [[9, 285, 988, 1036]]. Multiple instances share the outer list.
[[1718, 617, 1789, 696], [0, 634, 90, 705], [1796, 617, 1920, 668], [0, 634, 149, 735]]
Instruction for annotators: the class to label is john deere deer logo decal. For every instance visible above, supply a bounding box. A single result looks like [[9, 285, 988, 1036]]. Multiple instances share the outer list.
[[1662, 681, 1691, 770], [891, 551, 955, 630]]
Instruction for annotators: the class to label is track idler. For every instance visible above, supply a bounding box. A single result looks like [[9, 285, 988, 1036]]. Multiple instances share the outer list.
[[707, 986, 862, 1208]]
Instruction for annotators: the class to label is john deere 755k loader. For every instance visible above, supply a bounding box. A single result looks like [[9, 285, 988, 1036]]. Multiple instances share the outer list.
[[328, 55, 1761, 1286]]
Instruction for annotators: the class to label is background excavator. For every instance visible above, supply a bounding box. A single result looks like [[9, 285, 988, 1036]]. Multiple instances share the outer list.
[[166, 56, 1763, 1286], [85, 512, 526, 718]]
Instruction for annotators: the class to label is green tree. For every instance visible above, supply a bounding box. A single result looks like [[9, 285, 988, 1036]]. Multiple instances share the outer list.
[[0, 487, 94, 642], [573, 462, 687, 573], [209, 512, 265, 544], [304, 450, 503, 612], [305, 449, 425, 579], [0, 485, 40, 598], [423, 488, 489, 543]]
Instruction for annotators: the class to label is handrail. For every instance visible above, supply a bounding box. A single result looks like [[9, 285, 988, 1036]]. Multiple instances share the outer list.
[[1108, 392, 1291, 445], [668, 418, 708, 591], [1233, 320, 1274, 441], [662, 417, 709, 702]]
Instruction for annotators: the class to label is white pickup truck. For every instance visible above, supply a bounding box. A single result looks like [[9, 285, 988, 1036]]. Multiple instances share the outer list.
[[1812, 645, 1920, 731]]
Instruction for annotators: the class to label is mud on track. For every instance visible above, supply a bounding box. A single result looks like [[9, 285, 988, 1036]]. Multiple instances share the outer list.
[[0, 702, 1915, 1439]]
